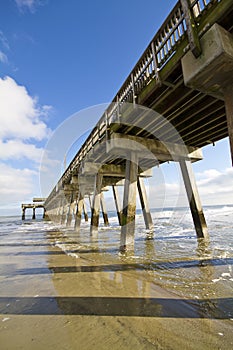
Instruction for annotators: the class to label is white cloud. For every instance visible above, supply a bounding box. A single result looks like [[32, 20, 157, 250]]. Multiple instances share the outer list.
[[0, 76, 50, 140], [0, 31, 10, 50], [197, 168, 233, 203], [0, 76, 52, 213], [140, 166, 233, 209], [146, 180, 188, 209], [0, 51, 8, 64], [0, 162, 37, 206], [0, 139, 43, 163], [197, 169, 221, 181], [15, 0, 42, 13]]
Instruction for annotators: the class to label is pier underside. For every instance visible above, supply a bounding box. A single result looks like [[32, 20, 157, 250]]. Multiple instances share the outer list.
[[43, 1, 233, 251]]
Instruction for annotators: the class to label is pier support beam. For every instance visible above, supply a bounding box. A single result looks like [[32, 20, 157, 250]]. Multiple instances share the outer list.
[[88, 195, 92, 208], [66, 193, 74, 227], [120, 153, 138, 252], [137, 177, 153, 232], [61, 201, 68, 225], [90, 173, 103, 235], [179, 159, 209, 239], [74, 195, 84, 232], [22, 208, 25, 220], [55, 197, 63, 223], [112, 185, 122, 226], [100, 192, 109, 226], [83, 201, 88, 222], [43, 208, 49, 220], [66, 204, 74, 226], [180, 0, 201, 58], [32, 207, 36, 220], [224, 85, 233, 166]]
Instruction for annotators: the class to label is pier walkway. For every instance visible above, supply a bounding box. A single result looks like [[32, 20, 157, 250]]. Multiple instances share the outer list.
[[44, 0, 233, 251]]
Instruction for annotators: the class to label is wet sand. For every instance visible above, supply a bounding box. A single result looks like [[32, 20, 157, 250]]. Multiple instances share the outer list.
[[1, 225, 233, 350]]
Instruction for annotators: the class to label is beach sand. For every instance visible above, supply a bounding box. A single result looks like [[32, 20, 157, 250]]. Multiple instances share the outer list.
[[0, 226, 233, 350]]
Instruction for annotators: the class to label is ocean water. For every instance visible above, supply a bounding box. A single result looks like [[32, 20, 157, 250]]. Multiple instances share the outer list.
[[1, 205, 233, 306], [0, 205, 233, 349]]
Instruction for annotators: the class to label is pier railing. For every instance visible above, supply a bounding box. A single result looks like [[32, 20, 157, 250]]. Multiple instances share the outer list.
[[46, 0, 227, 203]]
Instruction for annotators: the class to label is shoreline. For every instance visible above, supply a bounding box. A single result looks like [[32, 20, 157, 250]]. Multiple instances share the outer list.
[[1, 202, 233, 219]]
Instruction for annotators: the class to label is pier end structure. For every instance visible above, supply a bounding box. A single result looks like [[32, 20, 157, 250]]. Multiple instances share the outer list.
[[21, 198, 47, 220]]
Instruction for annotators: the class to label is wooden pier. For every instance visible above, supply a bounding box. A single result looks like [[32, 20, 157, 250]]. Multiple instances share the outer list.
[[21, 198, 47, 220], [42, 0, 233, 251]]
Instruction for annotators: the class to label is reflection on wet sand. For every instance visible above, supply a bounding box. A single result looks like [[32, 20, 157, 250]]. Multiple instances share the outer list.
[[1, 257, 233, 276], [1, 296, 233, 319], [1, 223, 233, 350]]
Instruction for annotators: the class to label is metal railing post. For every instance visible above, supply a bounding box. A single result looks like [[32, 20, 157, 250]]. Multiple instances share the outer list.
[[180, 0, 202, 58], [131, 73, 136, 107], [151, 41, 161, 85]]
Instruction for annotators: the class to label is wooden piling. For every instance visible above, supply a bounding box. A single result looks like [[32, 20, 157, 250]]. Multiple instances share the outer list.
[[22, 208, 25, 220], [112, 185, 122, 226], [224, 85, 233, 166], [90, 173, 103, 235], [61, 201, 68, 225], [66, 193, 74, 227], [43, 208, 49, 220], [56, 197, 63, 223], [100, 192, 109, 226], [74, 195, 84, 232], [83, 201, 88, 222], [120, 153, 138, 251], [179, 159, 209, 239], [137, 177, 154, 232]]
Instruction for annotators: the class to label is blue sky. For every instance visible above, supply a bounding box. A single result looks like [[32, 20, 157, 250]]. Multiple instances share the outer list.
[[0, 0, 232, 215]]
